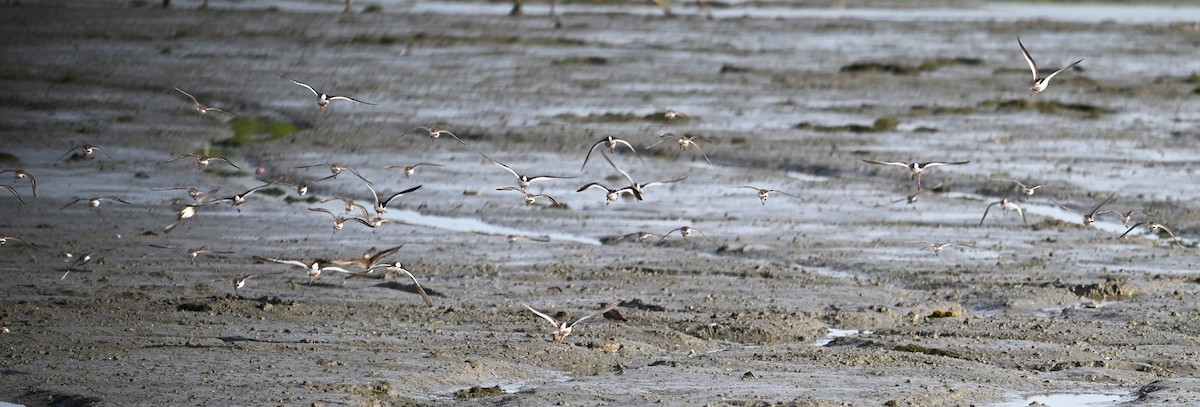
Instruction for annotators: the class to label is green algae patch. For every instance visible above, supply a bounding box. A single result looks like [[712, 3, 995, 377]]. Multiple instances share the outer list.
[[978, 99, 1112, 119], [840, 57, 981, 75], [796, 116, 899, 133], [454, 385, 504, 399], [216, 115, 299, 147], [894, 343, 962, 359]]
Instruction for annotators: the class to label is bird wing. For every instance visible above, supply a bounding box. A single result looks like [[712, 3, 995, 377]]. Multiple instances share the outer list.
[[570, 299, 623, 328], [522, 303, 561, 327], [327, 95, 376, 105], [381, 185, 423, 208], [861, 159, 907, 168], [1017, 37, 1039, 79], [480, 153, 521, 179], [212, 156, 242, 169], [1044, 58, 1083, 82], [174, 87, 200, 105], [278, 74, 320, 96]]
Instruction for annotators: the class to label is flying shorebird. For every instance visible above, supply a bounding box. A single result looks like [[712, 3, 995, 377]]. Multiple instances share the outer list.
[[660, 226, 713, 242], [153, 186, 220, 204], [648, 105, 689, 120], [0, 170, 36, 197], [308, 207, 372, 232], [61, 249, 110, 280], [61, 196, 132, 210], [254, 256, 358, 285], [163, 153, 241, 170], [210, 180, 278, 212], [1096, 209, 1152, 227], [861, 159, 970, 191], [1119, 221, 1184, 249], [330, 244, 404, 269], [163, 204, 207, 233], [480, 152, 574, 190], [1018, 37, 1084, 95], [149, 244, 234, 261], [1053, 192, 1117, 226], [601, 152, 685, 201], [979, 198, 1027, 226], [295, 163, 373, 185], [399, 127, 466, 145], [173, 87, 236, 118], [496, 186, 562, 207], [994, 178, 1053, 197], [1, 185, 26, 205], [904, 241, 976, 256], [212, 274, 261, 295], [366, 262, 434, 307], [365, 184, 422, 215], [738, 186, 804, 206], [278, 174, 336, 197], [875, 183, 942, 208], [277, 74, 376, 110], [581, 135, 645, 172], [522, 300, 622, 342], [384, 163, 443, 178], [576, 182, 642, 205], [320, 196, 369, 215], [646, 132, 715, 167], [0, 235, 37, 248], [613, 231, 661, 243], [60, 144, 114, 161]]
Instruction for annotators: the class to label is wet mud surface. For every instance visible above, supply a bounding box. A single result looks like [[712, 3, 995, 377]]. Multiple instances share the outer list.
[[2, 1, 1200, 405]]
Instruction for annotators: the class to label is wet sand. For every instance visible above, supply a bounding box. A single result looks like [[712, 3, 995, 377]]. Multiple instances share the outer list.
[[2, 1, 1200, 405]]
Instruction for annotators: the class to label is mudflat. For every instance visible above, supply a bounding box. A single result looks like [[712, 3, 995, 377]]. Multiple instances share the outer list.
[[2, 1, 1200, 406]]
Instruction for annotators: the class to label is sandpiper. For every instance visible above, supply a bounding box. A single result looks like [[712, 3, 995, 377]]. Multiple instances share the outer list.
[[60, 144, 114, 161], [979, 198, 1027, 226], [660, 226, 713, 242], [1119, 221, 1184, 249], [577, 182, 642, 205], [365, 184, 422, 215], [295, 163, 373, 186], [1096, 209, 1152, 227], [994, 179, 1052, 198], [320, 196, 369, 215], [384, 163, 444, 178], [174, 87, 236, 118], [1053, 192, 1116, 226], [581, 135, 645, 172], [647, 132, 714, 167], [904, 241, 975, 256], [163, 204, 202, 233], [213, 274, 260, 295], [309, 207, 359, 231], [738, 186, 804, 206], [149, 244, 234, 261], [0, 170, 37, 197], [153, 186, 221, 204], [255, 256, 357, 285], [366, 262, 434, 307], [602, 152, 685, 201], [61, 249, 110, 280], [0, 235, 37, 248], [497, 186, 562, 207], [278, 74, 376, 110], [61, 196, 132, 210], [862, 160, 969, 191], [522, 300, 622, 342], [648, 105, 689, 120], [279, 174, 336, 196], [211, 180, 279, 212], [875, 183, 941, 207], [614, 231, 661, 243], [1018, 37, 1084, 95], [400, 127, 466, 145], [480, 152, 574, 190], [163, 153, 241, 170], [329, 244, 404, 269], [1, 185, 26, 205]]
